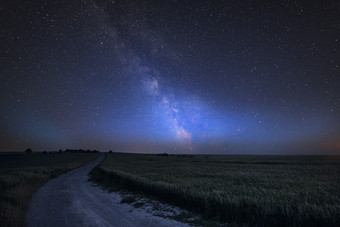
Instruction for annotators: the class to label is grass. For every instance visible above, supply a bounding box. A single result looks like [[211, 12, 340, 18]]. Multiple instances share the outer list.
[[90, 153, 340, 226], [0, 152, 100, 227]]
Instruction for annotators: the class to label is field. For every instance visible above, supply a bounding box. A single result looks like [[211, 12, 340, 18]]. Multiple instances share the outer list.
[[0, 152, 100, 227], [90, 153, 340, 226]]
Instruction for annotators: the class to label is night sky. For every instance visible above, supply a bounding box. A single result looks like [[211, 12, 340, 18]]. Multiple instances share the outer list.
[[1, 0, 339, 154]]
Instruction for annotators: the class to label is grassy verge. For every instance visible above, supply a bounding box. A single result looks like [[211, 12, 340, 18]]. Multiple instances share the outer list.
[[90, 153, 340, 226], [0, 152, 100, 227]]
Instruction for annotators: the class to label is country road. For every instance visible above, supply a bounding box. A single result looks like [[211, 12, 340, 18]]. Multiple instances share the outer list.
[[26, 155, 188, 227]]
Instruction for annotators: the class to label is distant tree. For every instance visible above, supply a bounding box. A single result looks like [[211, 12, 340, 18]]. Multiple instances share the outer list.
[[42, 151, 47, 154], [156, 153, 169, 157], [109, 150, 113, 153], [25, 148, 32, 153], [58, 149, 62, 153]]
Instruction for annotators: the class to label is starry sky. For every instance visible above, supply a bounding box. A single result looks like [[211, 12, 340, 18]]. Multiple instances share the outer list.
[[1, 0, 339, 154]]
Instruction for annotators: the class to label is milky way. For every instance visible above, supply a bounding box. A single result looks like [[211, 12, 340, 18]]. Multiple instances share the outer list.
[[0, 0, 339, 154]]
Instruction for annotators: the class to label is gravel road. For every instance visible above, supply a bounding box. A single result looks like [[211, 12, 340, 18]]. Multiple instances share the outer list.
[[26, 155, 188, 227]]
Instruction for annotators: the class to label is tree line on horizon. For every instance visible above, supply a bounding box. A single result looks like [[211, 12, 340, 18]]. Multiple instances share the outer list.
[[24, 148, 100, 153]]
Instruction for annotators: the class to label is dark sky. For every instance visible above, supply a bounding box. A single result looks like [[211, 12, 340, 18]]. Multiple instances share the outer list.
[[1, 0, 339, 154]]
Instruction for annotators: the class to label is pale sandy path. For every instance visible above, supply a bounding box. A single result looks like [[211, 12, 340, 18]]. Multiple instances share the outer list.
[[26, 155, 188, 227]]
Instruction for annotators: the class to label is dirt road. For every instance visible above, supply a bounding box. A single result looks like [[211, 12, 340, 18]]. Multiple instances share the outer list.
[[26, 155, 188, 227]]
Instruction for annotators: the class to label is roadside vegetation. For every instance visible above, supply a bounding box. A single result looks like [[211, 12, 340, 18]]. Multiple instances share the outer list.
[[0, 152, 100, 227], [90, 153, 340, 226]]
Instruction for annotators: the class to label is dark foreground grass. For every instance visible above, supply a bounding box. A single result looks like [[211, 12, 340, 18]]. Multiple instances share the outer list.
[[0, 152, 100, 227], [90, 153, 340, 226]]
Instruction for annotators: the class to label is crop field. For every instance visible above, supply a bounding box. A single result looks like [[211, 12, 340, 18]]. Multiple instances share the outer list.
[[0, 152, 100, 227], [91, 153, 340, 226]]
